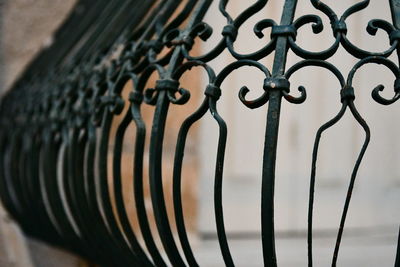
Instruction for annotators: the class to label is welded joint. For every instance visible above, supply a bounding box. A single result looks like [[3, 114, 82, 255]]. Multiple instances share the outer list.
[[263, 77, 290, 93], [205, 84, 221, 100], [271, 25, 297, 40], [390, 30, 400, 44], [332, 21, 347, 36], [155, 79, 180, 92], [340, 85, 355, 102], [222, 25, 238, 41]]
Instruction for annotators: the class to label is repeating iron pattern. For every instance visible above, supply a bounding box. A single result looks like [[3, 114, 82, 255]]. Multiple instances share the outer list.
[[0, 0, 400, 266]]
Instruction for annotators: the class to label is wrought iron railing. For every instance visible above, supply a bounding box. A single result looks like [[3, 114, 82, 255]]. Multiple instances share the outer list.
[[1, 0, 400, 266]]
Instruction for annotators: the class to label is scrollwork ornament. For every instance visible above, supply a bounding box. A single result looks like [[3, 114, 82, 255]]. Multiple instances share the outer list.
[[346, 56, 400, 105], [291, 0, 400, 60]]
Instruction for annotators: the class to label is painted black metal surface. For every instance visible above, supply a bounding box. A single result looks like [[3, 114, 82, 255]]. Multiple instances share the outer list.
[[0, 0, 400, 266]]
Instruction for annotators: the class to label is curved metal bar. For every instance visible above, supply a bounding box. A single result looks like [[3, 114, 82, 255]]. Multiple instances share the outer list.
[[132, 56, 188, 267], [347, 56, 400, 105], [60, 128, 87, 248], [85, 122, 134, 267], [13, 129, 62, 246], [12, 132, 33, 230], [173, 99, 209, 267], [288, 15, 340, 60], [340, 30, 398, 59], [285, 59, 346, 83], [284, 59, 345, 104], [208, 97, 235, 267], [67, 127, 107, 262], [98, 110, 148, 266], [8, 132, 28, 223], [148, 87, 188, 267], [17, 134, 35, 228], [89, 62, 150, 266], [310, 0, 338, 22], [0, 132, 25, 230], [40, 130, 85, 256], [347, 57, 400, 83], [225, 20, 277, 60], [67, 84, 108, 263], [130, 99, 167, 267], [112, 105, 155, 266], [171, 60, 217, 266], [30, 126, 67, 247], [219, 0, 233, 24], [308, 103, 347, 267], [82, 74, 137, 266], [340, 0, 370, 21], [332, 100, 370, 267], [214, 59, 272, 109], [63, 61, 145, 266]]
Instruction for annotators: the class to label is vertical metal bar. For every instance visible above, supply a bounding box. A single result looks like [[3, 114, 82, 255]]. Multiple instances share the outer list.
[[332, 101, 370, 266], [390, 0, 400, 29], [131, 101, 168, 267], [112, 110, 156, 265], [173, 99, 209, 267], [261, 1, 298, 266], [149, 86, 187, 267]]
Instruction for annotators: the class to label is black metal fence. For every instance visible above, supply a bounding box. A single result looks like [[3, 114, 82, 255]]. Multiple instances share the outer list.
[[0, 0, 400, 266]]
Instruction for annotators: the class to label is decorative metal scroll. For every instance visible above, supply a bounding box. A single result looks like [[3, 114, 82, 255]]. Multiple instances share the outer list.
[[0, 0, 400, 266]]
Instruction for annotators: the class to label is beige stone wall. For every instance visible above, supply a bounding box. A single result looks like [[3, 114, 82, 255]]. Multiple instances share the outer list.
[[1, 0, 76, 90], [0, 0, 85, 266]]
